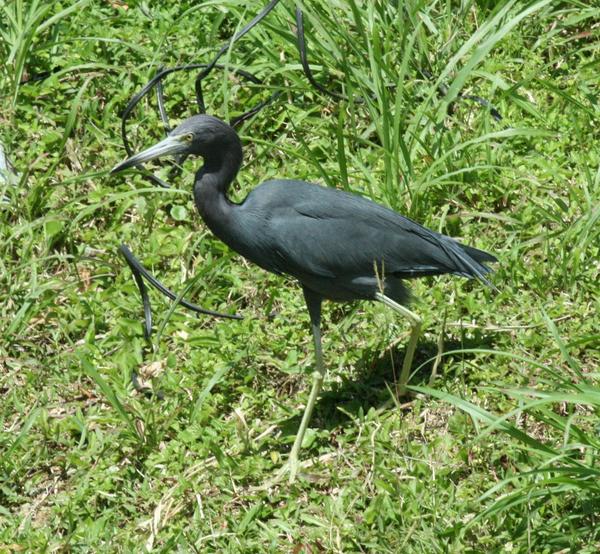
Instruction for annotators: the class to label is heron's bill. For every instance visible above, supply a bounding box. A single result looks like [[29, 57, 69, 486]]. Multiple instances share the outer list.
[[111, 134, 189, 174]]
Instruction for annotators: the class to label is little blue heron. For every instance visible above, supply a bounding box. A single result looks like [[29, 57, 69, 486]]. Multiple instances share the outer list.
[[112, 114, 497, 482]]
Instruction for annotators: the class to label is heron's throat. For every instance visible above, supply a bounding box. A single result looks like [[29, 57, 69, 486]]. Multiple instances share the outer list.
[[193, 143, 242, 224]]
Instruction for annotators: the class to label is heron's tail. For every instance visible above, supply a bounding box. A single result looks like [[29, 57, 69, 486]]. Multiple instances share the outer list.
[[440, 240, 498, 289], [461, 244, 498, 264]]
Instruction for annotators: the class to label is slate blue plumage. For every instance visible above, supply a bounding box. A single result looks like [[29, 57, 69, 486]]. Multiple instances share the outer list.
[[112, 114, 497, 482], [212, 178, 495, 300]]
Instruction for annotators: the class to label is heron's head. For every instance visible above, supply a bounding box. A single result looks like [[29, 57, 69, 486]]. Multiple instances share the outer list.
[[111, 115, 240, 174]]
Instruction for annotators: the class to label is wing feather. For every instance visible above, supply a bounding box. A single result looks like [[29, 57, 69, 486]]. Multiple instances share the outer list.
[[240, 180, 496, 285]]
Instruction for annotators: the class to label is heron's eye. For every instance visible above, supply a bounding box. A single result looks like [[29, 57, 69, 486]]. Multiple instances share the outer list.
[[184, 133, 194, 142]]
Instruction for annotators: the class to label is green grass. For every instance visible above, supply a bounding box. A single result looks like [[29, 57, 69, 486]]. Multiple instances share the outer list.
[[1, 0, 599, 551]]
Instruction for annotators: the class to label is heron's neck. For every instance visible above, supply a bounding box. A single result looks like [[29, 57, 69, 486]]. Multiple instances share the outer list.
[[193, 143, 243, 231]]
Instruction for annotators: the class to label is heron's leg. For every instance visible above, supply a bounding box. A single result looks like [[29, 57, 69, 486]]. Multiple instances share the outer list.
[[375, 292, 422, 395], [287, 288, 324, 483]]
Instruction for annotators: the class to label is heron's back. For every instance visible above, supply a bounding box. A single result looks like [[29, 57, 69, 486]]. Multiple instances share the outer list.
[[226, 179, 497, 302]]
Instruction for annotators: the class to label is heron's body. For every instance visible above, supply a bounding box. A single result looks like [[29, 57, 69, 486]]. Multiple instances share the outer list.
[[219, 179, 415, 302], [112, 114, 497, 482], [195, 169, 495, 305]]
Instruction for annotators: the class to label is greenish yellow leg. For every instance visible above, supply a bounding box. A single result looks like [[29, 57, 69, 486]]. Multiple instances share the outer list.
[[287, 320, 324, 483], [375, 292, 422, 395]]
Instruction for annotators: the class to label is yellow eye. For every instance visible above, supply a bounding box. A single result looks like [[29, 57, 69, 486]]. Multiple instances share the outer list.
[[185, 133, 194, 142]]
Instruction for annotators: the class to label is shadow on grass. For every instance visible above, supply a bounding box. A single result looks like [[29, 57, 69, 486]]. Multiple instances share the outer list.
[[276, 332, 497, 444]]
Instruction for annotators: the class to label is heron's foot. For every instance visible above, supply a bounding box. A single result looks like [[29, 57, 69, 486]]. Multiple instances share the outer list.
[[396, 384, 409, 398], [257, 456, 303, 490], [376, 394, 416, 416], [396, 384, 416, 398], [251, 454, 328, 492]]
